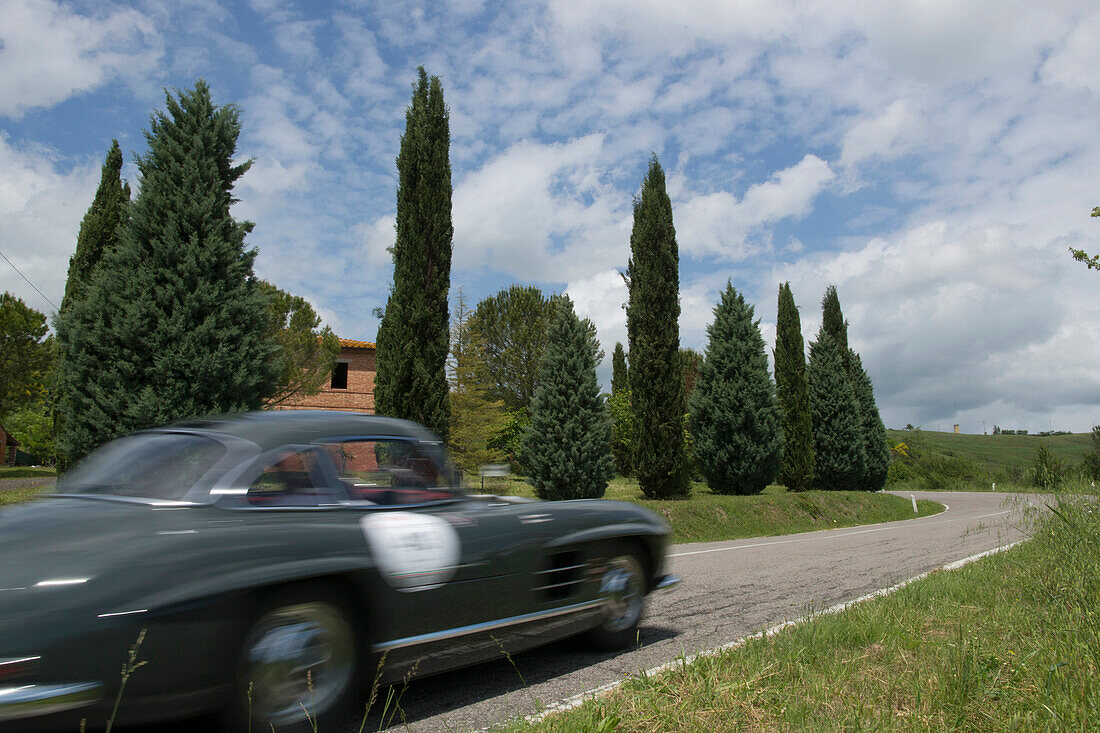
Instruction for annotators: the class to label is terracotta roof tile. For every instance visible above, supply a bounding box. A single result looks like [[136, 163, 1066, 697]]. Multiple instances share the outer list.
[[339, 338, 376, 349]]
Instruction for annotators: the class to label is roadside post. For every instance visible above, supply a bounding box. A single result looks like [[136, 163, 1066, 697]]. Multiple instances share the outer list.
[[911, 494, 918, 514]]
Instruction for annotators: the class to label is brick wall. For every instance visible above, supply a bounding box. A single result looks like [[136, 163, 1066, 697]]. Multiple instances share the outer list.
[[279, 345, 376, 413]]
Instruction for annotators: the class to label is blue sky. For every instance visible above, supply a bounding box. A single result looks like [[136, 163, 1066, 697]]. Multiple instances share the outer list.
[[2, 0, 1098, 433]]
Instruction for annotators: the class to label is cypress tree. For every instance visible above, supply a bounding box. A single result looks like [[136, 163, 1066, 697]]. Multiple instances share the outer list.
[[520, 297, 613, 500], [773, 282, 815, 492], [807, 332, 866, 490], [60, 140, 130, 313], [850, 350, 890, 491], [375, 66, 452, 441], [609, 342, 632, 476], [626, 156, 689, 498], [611, 342, 628, 395], [821, 285, 850, 359], [689, 283, 782, 494], [55, 80, 278, 460]]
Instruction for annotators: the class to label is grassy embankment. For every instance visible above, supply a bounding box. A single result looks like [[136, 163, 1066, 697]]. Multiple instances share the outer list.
[[0, 466, 57, 481], [486, 476, 941, 544], [506, 493, 1099, 731], [885, 428, 1095, 493]]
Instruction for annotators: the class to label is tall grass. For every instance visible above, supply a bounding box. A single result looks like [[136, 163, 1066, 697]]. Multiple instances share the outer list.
[[511, 492, 1100, 731]]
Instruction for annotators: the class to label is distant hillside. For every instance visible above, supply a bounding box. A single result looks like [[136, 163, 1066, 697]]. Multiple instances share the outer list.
[[884, 429, 1094, 491]]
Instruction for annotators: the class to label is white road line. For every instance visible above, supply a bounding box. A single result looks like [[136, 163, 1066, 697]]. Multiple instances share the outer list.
[[522, 539, 1022, 726], [669, 502, 953, 559]]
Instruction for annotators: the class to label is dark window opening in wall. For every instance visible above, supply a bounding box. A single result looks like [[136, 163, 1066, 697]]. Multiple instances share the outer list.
[[331, 362, 349, 389]]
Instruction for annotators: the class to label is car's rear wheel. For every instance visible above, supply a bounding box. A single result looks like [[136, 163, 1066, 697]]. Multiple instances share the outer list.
[[586, 551, 646, 650], [233, 587, 358, 732]]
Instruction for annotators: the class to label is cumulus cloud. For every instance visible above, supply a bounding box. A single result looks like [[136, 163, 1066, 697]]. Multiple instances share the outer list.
[[0, 0, 161, 118], [0, 135, 99, 312], [676, 155, 835, 259]]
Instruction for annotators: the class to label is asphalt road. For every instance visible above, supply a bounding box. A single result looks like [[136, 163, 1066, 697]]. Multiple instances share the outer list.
[[343, 490, 1043, 732]]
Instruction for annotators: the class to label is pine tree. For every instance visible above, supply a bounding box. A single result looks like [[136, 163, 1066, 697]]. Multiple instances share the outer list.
[[807, 332, 866, 490], [55, 81, 278, 460], [448, 290, 506, 478], [61, 140, 130, 314], [773, 282, 815, 492], [259, 281, 340, 407], [609, 342, 632, 476], [626, 156, 689, 498], [689, 283, 782, 494], [375, 67, 452, 441], [520, 297, 612, 500], [850, 350, 890, 491]]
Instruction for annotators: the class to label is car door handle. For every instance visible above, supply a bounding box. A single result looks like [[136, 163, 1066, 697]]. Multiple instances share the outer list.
[[519, 513, 553, 525]]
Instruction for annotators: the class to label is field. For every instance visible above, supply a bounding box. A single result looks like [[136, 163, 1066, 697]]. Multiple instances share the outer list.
[[884, 428, 1095, 492]]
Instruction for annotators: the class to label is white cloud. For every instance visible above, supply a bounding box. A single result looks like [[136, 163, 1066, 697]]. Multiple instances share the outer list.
[[1040, 12, 1100, 94], [452, 134, 633, 281], [676, 154, 834, 259], [0, 135, 99, 313], [839, 99, 921, 171], [0, 0, 160, 118]]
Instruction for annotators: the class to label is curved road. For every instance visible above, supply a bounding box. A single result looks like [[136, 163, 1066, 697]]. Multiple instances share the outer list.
[[343, 490, 1043, 732]]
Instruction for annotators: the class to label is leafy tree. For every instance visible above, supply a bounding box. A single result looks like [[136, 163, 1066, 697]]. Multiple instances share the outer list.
[[448, 290, 506, 477], [680, 348, 704, 403], [689, 283, 782, 495], [5, 404, 56, 465], [773, 282, 815, 492], [259, 281, 340, 407], [0, 292, 53, 418], [1031, 443, 1063, 490], [375, 67, 452, 441], [60, 140, 130, 314], [609, 342, 632, 476], [55, 80, 278, 461], [1081, 426, 1100, 482], [489, 408, 531, 474], [520, 297, 612, 500], [807, 332, 866, 490], [608, 387, 633, 477], [471, 285, 558, 411], [1068, 206, 1099, 270], [626, 156, 689, 498], [850, 350, 890, 491]]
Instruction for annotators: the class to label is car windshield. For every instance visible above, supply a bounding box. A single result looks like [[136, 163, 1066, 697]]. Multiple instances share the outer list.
[[58, 432, 227, 501]]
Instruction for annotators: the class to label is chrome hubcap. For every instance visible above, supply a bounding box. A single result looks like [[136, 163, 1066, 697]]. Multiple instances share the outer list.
[[241, 601, 354, 725], [598, 555, 644, 633]]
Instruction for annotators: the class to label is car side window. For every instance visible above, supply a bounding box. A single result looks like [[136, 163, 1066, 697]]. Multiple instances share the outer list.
[[245, 448, 326, 507], [319, 439, 456, 505]]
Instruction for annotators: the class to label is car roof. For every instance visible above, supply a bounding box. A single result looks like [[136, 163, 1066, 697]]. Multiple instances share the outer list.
[[166, 410, 440, 452]]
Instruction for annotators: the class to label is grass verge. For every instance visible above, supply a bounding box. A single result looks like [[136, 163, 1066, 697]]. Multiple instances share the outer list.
[[0, 466, 57, 481], [0, 487, 43, 506], [484, 476, 941, 544], [506, 494, 1099, 731]]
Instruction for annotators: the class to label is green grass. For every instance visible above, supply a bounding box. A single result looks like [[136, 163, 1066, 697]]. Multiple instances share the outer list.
[[0, 487, 44, 506], [0, 466, 57, 481], [885, 429, 1096, 493], [506, 492, 1099, 732], [481, 476, 941, 544]]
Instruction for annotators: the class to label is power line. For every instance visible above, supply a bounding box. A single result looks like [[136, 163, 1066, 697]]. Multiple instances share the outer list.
[[0, 246, 59, 312]]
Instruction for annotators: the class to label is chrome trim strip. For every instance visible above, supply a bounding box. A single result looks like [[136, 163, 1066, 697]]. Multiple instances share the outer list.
[[0, 682, 102, 722], [533, 579, 586, 592], [373, 599, 603, 652], [535, 563, 588, 575]]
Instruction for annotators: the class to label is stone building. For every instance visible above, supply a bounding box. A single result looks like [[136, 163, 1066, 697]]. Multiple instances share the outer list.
[[278, 338, 376, 413]]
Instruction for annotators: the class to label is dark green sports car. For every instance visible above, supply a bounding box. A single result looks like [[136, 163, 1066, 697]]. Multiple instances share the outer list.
[[0, 411, 678, 730]]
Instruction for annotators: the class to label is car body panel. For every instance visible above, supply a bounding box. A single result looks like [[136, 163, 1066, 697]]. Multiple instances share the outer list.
[[0, 411, 675, 728]]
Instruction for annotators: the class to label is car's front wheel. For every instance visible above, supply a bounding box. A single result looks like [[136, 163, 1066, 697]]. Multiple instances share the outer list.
[[586, 552, 646, 650], [233, 587, 358, 732]]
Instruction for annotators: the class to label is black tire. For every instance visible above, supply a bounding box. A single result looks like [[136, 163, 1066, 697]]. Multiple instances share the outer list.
[[585, 551, 647, 651], [228, 585, 359, 732]]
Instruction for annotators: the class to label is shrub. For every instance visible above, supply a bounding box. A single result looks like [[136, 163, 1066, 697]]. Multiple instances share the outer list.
[[1032, 443, 1064, 490]]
